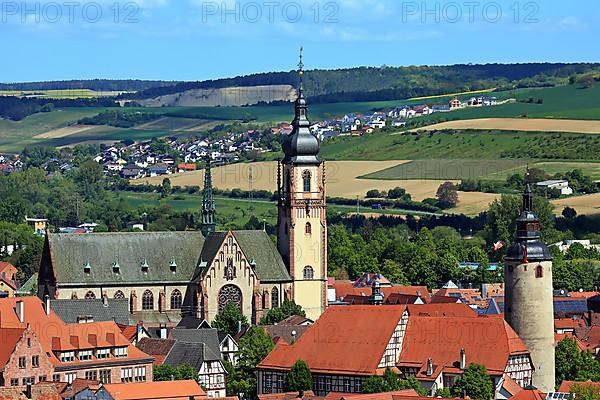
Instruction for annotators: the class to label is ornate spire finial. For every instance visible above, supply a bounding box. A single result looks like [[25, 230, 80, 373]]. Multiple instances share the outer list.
[[298, 46, 304, 95]]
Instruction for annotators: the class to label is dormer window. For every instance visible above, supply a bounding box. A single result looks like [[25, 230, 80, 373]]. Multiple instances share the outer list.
[[114, 347, 128, 358], [112, 260, 120, 274], [83, 261, 91, 274], [141, 259, 149, 274], [169, 257, 177, 273]]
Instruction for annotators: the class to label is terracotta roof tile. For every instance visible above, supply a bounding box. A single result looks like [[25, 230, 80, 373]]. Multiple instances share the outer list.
[[510, 389, 547, 400], [259, 306, 408, 375], [557, 380, 600, 393], [101, 380, 206, 399]]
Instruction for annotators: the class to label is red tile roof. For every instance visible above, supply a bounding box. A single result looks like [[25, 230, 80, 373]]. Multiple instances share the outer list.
[[574, 325, 600, 352], [0, 297, 150, 367], [554, 318, 587, 330], [399, 315, 529, 375], [555, 333, 587, 351], [330, 281, 431, 303], [259, 306, 408, 375], [510, 389, 546, 400], [406, 303, 477, 317], [0, 328, 25, 367], [101, 380, 206, 399]]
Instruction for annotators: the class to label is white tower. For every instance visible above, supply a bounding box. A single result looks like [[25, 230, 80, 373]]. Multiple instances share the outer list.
[[504, 184, 555, 392], [277, 48, 327, 321]]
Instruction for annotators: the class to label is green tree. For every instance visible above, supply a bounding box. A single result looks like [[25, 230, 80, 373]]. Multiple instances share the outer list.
[[562, 207, 577, 219], [387, 187, 407, 199], [363, 368, 426, 395], [224, 361, 253, 396], [153, 364, 197, 381], [73, 160, 105, 201], [555, 337, 600, 384], [436, 181, 459, 209], [260, 300, 306, 325], [286, 360, 312, 395], [161, 177, 172, 198], [570, 382, 600, 400], [212, 302, 248, 336], [229, 327, 275, 398], [451, 364, 493, 400]]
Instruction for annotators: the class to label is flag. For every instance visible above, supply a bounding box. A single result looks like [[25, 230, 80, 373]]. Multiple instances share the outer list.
[[493, 241, 505, 252]]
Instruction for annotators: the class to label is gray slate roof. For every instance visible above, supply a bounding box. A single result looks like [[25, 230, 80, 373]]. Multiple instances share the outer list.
[[171, 328, 221, 361], [163, 341, 220, 369], [232, 230, 291, 282], [47, 231, 205, 285], [50, 298, 130, 325]]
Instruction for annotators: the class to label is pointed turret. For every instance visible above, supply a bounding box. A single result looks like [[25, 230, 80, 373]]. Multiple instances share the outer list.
[[201, 157, 216, 236], [282, 46, 320, 165], [504, 175, 555, 392]]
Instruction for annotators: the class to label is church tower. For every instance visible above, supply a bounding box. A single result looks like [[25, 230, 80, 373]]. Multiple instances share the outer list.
[[504, 182, 555, 392], [201, 157, 216, 236], [277, 48, 327, 321]]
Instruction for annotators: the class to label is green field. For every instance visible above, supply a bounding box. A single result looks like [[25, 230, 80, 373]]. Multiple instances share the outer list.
[[361, 159, 528, 180], [113, 191, 439, 229], [321, 130, 600, 161]]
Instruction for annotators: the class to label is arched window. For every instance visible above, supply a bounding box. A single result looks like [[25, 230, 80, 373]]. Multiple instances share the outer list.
[[303, 170, 311, 192], [142, 290, 154, 310], [305, 222, 312, 236], [85, 291, 96, 299], [114, 291, 125, 299], [303, 266, 314, 280], [170, 289, 182, 309], [536, 265, 544, 278], [218, 284, 242, 313], [271, 287, 279, 308]]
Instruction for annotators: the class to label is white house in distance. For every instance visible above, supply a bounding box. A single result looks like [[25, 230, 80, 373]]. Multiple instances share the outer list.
[[536, 180, 573, 195]]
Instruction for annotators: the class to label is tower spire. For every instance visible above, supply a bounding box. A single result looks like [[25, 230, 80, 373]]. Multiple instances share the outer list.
[[298, 46, 304, 96], [201, 156, 216, 236]]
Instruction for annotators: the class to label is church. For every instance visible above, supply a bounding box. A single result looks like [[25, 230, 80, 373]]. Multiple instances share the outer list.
[[37, 52, 328, 324]]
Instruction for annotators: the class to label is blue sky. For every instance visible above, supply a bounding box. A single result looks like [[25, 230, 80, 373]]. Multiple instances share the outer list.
[[1, 0, 599, 82]]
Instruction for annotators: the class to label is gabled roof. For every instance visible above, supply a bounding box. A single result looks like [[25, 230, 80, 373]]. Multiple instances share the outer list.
[[259, 306, 408, 375], [406, 303, 477, 317], [136, 338, 176, 365], [100, 380, 205, 400], [170, 328, 221, 361], [510, 389, 547, 400], [399, 315, 529, 375], [46, 231, 205, 285], [200, 231, 291, 282], [0, 328, 25, 368], [164, 341, 220, 369], [233, 231, 291, 282], [49, 299, 130, 325]]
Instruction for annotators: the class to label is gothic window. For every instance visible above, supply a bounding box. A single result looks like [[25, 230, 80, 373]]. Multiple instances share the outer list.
[[305, 222, 312, 236], [303, 266, 314, 280], [84, 291, 96, 299], [220, 252, 224, 262], [271, 287, 279, 308], [114, 291, 125, 299], [170, 289, 182, 309], [303, 170, 311, 192], [218, 284, 242, 313], [236, 251, 241, 262], [142, 290, 154, 310], [535, 265, 543, 278]]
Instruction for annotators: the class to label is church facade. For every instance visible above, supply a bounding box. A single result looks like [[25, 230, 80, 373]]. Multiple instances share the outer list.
[[37, 53, 327, 324]]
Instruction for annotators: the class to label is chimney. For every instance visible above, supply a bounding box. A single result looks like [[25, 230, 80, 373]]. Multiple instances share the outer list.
[[44, 295, 51, 316], [460, 348, 466, 370], [16, 300, 24, 323], [426, 357, 433, 376]]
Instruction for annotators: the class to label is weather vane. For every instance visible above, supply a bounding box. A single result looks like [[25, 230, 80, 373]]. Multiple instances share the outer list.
[[298, 46, 304, 75]]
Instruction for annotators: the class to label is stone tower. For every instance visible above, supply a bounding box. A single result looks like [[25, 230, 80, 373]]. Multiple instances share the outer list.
[[201, 157, 216, 236], [504, 183, 555, 392], [277, 48, 327, 321]]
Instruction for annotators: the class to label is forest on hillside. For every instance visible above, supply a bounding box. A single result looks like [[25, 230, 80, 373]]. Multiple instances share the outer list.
[[125, 62, 600, 102]]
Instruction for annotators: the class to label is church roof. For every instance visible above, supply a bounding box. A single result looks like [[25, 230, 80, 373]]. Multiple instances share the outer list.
[[233, 230, 291, 282], [46, 231, 205, 285], [200, 230, 291, 283]]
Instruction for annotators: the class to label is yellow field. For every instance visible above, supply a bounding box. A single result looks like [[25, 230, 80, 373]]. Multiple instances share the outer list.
[[134, 161, 501, 214], [33, 124, 97, 139], [0, 89, 127, 99], [412, 118, 600, 134], [552, 194, 600, 215]]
